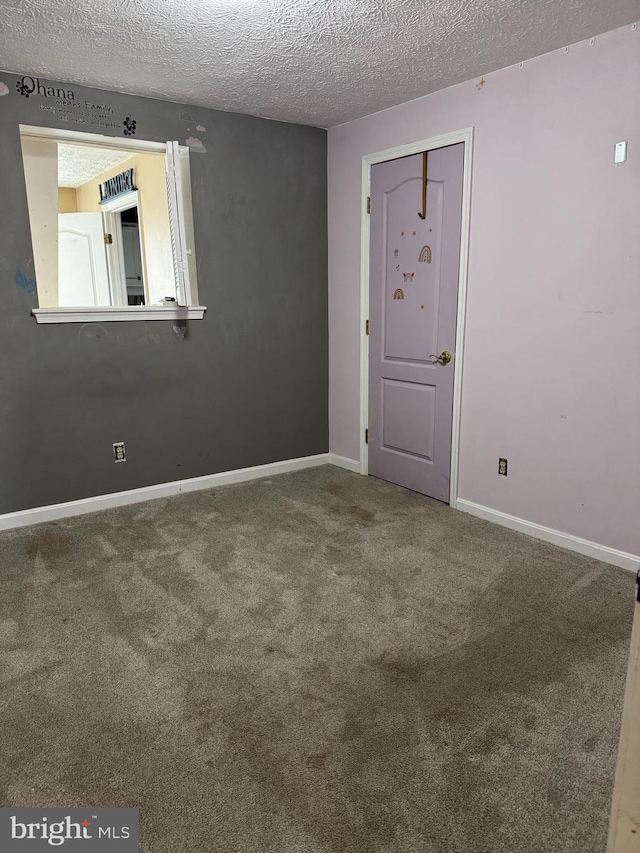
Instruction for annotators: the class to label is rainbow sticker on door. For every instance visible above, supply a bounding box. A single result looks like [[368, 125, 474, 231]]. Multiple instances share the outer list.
[[393, 288, 404, 300]]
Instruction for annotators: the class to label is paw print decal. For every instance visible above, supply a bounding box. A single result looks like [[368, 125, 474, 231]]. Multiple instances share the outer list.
[[123, 116, 137, 136]]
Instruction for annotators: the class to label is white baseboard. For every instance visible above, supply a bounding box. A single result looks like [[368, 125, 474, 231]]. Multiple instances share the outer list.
[[457, 498, 639, 573], [327, 453, 361, 473], [0, 453, 332, 532], [7, 458, 632, 578]]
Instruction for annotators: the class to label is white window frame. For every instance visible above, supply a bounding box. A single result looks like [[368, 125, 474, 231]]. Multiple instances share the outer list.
[[19, 124, 206, 323], [165, 141, 190, 307]]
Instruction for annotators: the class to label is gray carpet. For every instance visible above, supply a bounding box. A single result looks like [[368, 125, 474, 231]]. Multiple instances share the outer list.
[[0, 465, 633, 852]]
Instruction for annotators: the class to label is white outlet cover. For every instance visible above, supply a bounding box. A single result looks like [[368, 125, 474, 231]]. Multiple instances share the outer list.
[[113, 442, 126, 463], [614, 141, 628, 164]]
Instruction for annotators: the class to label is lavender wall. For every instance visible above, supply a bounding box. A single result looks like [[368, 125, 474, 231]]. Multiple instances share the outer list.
[[328, 25, 640, 556]]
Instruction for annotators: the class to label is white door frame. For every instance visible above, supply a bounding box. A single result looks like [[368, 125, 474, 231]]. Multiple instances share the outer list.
[[359, 127, 474, 508], [102, 190, 144, 306]]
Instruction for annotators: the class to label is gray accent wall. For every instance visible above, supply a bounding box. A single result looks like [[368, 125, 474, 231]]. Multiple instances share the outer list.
[[0, 73, 328, 513]]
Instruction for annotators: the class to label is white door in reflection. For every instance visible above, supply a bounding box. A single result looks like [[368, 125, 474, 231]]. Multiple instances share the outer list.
[[58, 212, 111, 307]]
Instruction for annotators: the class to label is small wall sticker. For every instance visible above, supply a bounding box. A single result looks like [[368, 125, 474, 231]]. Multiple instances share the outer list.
[[476, 77, 486, 91], [185, 136, 206, 152], [393, 288, 404, 300], [123, 116, 136, 136], [403, 272, 414, 283], [418, 246, 432, 263], [393, 249, 399, 258], [183, 118, 207, 153], [0, 82, 9, 97]]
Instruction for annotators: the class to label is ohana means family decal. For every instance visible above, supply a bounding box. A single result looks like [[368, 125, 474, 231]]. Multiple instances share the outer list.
[[13, 76, 137, 136]]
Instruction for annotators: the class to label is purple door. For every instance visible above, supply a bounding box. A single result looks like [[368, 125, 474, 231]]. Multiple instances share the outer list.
[[368, 144, 464, 501]]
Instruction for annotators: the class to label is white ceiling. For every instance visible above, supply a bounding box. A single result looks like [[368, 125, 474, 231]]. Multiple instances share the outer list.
[[58, 144, 133, 188], [1, 0, 638, 128]]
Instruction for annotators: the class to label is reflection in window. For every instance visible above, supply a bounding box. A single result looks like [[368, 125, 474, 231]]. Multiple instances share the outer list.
[[120, 206, 145, 306], [20, 128, 198, 310]]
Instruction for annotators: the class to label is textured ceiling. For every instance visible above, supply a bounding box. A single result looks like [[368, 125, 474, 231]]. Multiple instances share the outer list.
[[58, 144, 133, 188], [1, 0, 638, 128]]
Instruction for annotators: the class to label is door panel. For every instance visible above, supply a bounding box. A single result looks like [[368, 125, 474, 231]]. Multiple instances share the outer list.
[[368, 144, 464, 501], [382, 379, 435, 460], [58, 212, 111, 307]]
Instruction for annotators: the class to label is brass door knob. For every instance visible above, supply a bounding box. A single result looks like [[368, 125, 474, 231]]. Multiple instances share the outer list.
[[429, 350, 452, 364]]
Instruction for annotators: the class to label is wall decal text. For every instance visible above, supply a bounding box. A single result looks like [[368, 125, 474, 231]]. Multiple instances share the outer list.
[[14, 75, 136, 132], [16, 76, 76, 100]]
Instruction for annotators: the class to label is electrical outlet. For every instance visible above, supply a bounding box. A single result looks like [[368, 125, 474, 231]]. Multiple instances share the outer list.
[[113, 441, 126, 463], [498, 458, 508, 476]]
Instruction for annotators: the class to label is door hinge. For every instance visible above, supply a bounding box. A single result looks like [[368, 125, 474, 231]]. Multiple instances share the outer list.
[[365, 428, 369, 444], [365, 319, 369, 336], [104, 233, 113, 245], [366, 196, 371, 214]]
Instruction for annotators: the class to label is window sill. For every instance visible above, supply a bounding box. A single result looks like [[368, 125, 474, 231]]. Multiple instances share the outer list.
[[32, 306, 206, 324]]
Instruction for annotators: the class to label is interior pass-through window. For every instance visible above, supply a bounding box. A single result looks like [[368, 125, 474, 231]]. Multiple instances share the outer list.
[[19, 126, 203, 321]]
